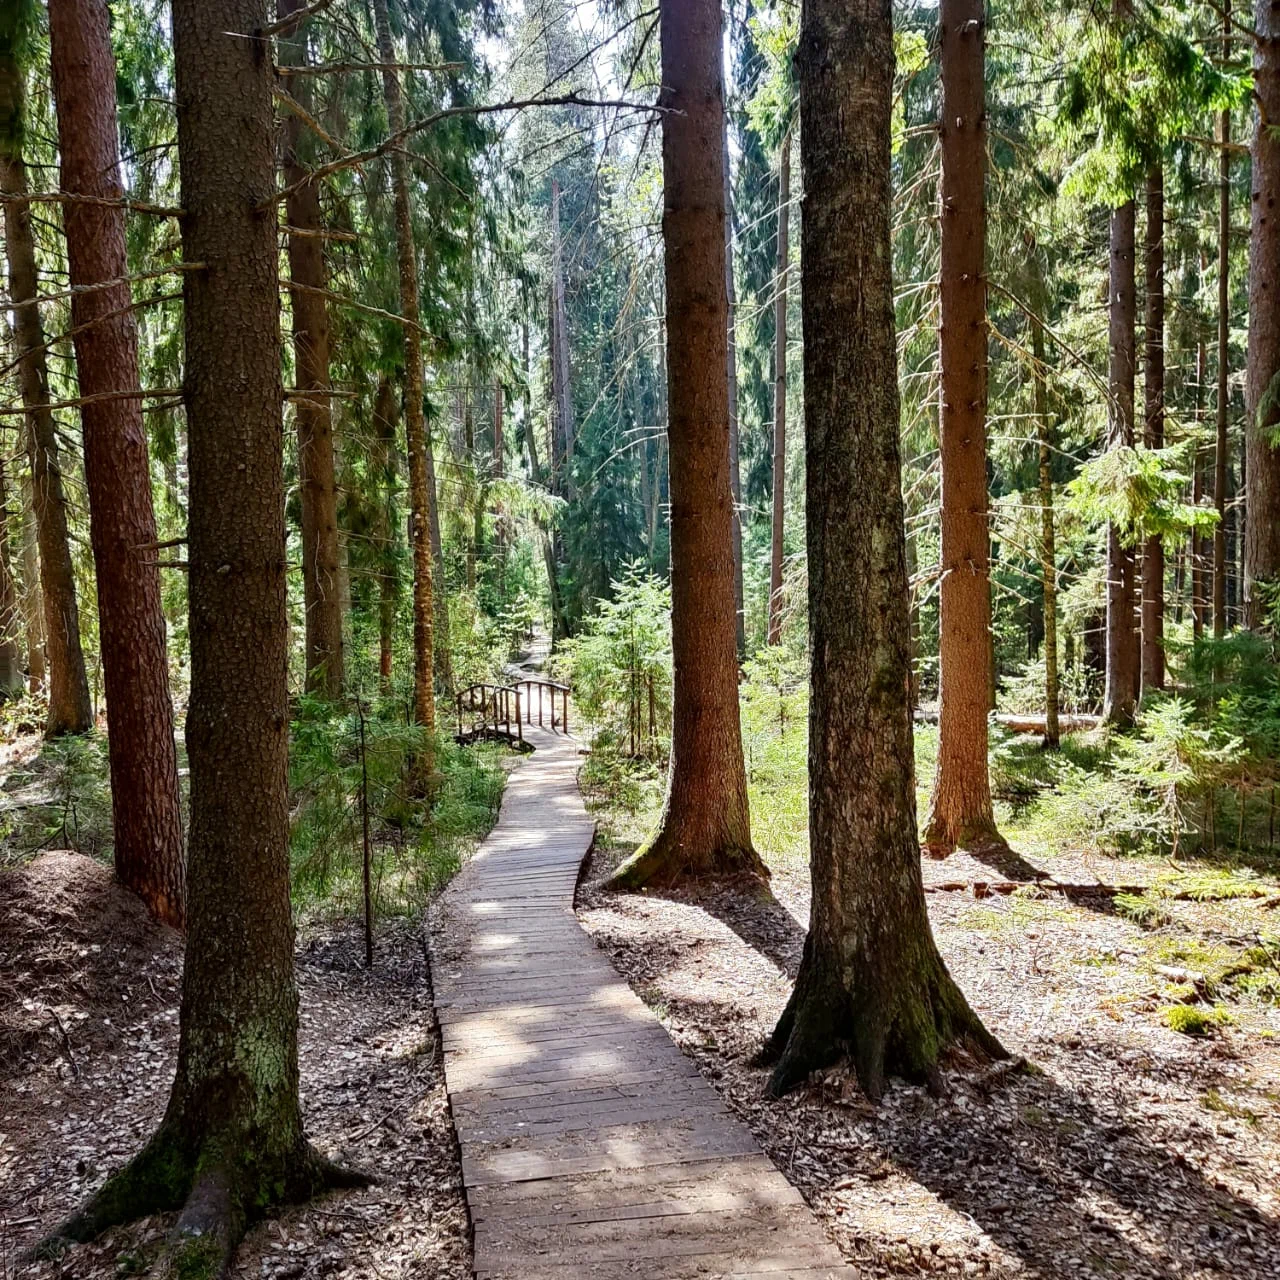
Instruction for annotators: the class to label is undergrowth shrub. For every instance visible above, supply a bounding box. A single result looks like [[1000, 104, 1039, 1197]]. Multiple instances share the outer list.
[[289, 693, 505, 919]]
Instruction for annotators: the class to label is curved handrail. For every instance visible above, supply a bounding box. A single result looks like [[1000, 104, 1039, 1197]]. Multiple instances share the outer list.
[[455, 682, 523, 745]]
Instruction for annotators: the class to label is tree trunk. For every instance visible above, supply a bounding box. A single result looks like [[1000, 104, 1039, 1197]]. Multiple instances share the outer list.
[[372, 375, 398, 691], [0, 452, 23, 698], [279, 0, 343, 697], [767, 131, 791, 647], [521, 317, 543, 480], [19, 471, 45, 692], [924, 0, 1003, 853], [1216, 22, 1232, 638], [609, 0, 761, 889], [1192, 337, 1207, 639], [1032, 317, 1059, 747], [1247, 1, 1280, 628], [1103, 196, 1138, 725], [0, 42, 93, 736], [373, 0, 436, 749], [550, 179, 574, 494], [48, 0, 185, 927], [1141, 164, 1165, 690], [724, 121, 745, 657], [42, 3, 364, 1270], [765, 0, 1004, 1100]]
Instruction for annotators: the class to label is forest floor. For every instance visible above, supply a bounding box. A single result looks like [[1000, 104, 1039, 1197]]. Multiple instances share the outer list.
[[578, 814, 1280, 1279], [1, 849, 470, 1280]]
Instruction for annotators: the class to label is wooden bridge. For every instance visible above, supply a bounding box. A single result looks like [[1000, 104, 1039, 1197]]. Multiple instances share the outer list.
[[454, 678, 571, 749]]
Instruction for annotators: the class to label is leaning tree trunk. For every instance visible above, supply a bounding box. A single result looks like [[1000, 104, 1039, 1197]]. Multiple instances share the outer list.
[[0, 453, 22, 697], [279, 0, 343, 697], [48, 0, 185, 928], [764, 0, 1004, 1100], [0, 40, 93, 736], [373, 0, 436, 750], [924, 0, 1003, 853], [1246, 0, 1280, 629], [1103, 195, 1139, 725], [1032, 316, 1060, 748], [610, 0, 762, 889], [766, 130, 791, 647], [1141, 164, 1165, 691], [40, 3, 365, 1273]]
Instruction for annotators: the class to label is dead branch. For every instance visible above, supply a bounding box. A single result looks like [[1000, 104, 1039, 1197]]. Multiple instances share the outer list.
[[278, 59, 464, 77], [4, 264, 205, 315], [0, 190, 183, 218]]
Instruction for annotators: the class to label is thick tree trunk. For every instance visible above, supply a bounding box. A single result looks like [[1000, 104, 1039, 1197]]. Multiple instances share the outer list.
[[1032, 318, 1059, 747], [373, 0, 436, 748], [765, 0, 1004, 1100], [19, 471, 45, 691], [372, 376, 398, 690], [724, 123, 745, 656], [42, 4, 363, 1271], [1103, 197, 1138, 725], [1246, 0, 1280, 629], [0, 49, 93, 736], [48, 0, 185, 928], [279, 0, 343, 697], [610, 0, 761, 889], [924, 0, 1003, 853], [0, 453, 23, 698], [767, 131, 790, 647], [521, 318, 543, 480], [1141, 164, 1165, 691]]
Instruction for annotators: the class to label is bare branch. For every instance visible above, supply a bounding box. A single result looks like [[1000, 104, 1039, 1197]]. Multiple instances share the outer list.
[[259, 0, 334, 40], [269, 93, 659, 207], [278, 60, 464, 77], [0, 190, 184, 218], [273, 83, 344, 152], [4, 264, 205, 314]]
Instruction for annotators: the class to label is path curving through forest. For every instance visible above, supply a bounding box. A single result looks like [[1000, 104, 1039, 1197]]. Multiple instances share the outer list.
[[430, 718, 855, 1278]]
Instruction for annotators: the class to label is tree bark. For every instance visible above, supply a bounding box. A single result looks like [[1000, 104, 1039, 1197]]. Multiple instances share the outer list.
[[765, 0, 1004, 1100], [724, 122, 745, 657], [1141, 164, 1165, 690], [372, 375, 398, 690], [279, 0, 343, 697], [1103, 196, 1138, 725], [41, 3, 364, 1270], [767, 130, 791, 648], [1032, 317, 1059, 747], [1246, 0, 1280, 629], [19, 470, 45, 692], [0, 452, 22, 698], [0, 42, 93, 736], [1216, 18, 1232, 638], [924, 0, 1003, 853], [373, 0, 436, 749], [1192, 336, 1208, 638], [610, 0, 761, 888], [47, 0, 185, 927], [550, 179, 574, 494]]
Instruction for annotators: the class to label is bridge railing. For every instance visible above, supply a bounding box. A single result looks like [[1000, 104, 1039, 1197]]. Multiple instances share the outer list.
[[512, 678, 571, 736], [454, 682, 523, 746]]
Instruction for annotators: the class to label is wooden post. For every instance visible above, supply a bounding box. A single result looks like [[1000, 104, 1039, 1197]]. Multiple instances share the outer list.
[[517, 689, 524, 745], [563, 688, 569, 737]]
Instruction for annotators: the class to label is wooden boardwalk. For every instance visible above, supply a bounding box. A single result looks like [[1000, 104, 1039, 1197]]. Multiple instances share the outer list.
[[430, 724, 856, 1279]]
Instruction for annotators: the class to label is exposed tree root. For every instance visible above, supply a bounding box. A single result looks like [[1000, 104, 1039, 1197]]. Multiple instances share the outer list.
[[761, 947, 1007, 1102], [33, 1128, 372, 1277]]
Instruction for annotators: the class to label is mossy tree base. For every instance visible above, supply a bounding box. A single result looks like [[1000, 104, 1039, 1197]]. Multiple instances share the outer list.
[[761, 934, 1007, 1101], [921, 811, 1010, 859], [35, 1123, 370, 1279], [608, 825, 768, 891]]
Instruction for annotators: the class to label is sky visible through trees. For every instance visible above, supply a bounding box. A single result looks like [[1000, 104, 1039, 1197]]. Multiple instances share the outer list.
[[3, 1, 1280, 1277]]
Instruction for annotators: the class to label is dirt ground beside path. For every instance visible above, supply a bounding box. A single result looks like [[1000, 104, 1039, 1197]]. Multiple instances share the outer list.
[[1, 851, 469, 1279], [578, 843, 1280, 1280]]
